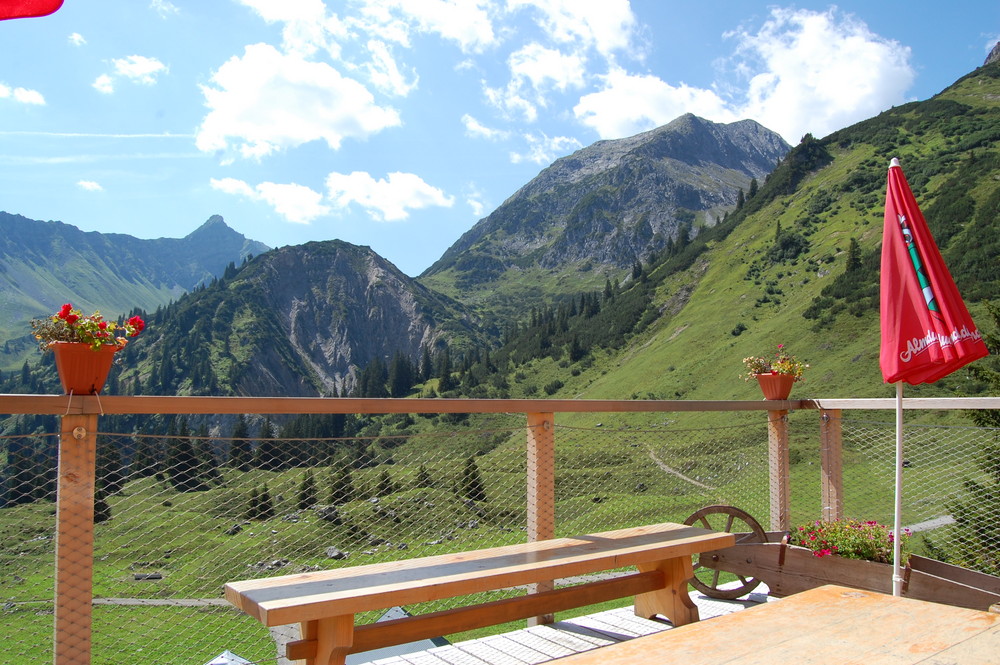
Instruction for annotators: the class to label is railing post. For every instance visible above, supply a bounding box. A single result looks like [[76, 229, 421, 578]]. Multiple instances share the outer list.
[[767, 410, 790, 531], [526, 412, 555, 626], [55, 412, 99, 665], [820, 409, 844, 521]]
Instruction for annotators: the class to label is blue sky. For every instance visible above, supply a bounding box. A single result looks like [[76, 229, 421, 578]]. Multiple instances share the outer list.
[[1, 1, 998, 277]]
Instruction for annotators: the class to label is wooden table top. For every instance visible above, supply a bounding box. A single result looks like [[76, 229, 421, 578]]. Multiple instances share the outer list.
[[554, 585, 1000, 665]]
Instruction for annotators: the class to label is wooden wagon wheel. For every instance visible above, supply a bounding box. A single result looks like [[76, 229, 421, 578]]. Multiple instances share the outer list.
[[684, 504, 767, 600]]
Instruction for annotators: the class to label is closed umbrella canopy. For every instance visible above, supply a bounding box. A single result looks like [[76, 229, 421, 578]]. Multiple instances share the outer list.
[[880, 157, 988, 384], [0, 1, 63, 20]]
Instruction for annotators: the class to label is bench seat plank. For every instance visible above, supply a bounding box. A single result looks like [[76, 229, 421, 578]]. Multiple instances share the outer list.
[[225, 522, 733, 627]]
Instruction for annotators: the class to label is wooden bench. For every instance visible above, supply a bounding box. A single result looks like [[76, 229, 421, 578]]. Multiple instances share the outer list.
[[224, 522, 734, 665]]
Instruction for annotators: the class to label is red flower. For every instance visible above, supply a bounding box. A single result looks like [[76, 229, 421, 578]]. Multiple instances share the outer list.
[[98, 321, 108, 330], [128, 315, 145, 335], [58, 303, 73, 319], [64, 313, 79, 325]]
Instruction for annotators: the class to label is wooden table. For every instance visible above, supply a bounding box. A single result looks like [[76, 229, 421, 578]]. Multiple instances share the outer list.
[[225, 522, 734, 665], [553, 584, 1000, 664]]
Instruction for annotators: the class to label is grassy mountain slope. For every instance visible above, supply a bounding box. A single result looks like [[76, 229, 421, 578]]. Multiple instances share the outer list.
[[531, 62, 1000, 415]]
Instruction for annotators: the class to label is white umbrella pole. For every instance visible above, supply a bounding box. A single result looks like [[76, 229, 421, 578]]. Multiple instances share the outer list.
[[892, 381, 904, 596]]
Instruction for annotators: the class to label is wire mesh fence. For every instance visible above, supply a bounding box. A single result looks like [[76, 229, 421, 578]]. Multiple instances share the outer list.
[[835, 413, 1000, 574], [1, 406, 998, 664]]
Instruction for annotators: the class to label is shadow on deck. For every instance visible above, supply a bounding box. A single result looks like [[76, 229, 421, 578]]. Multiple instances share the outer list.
[[343, 587, 772, 665]]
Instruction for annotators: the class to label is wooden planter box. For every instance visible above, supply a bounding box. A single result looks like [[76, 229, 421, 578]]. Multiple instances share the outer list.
[[698, 534, 1000, 612]]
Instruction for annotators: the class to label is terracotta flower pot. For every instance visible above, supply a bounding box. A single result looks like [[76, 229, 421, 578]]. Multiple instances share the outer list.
[[50, 342, 119, 394], [755, 373, 795, 400]]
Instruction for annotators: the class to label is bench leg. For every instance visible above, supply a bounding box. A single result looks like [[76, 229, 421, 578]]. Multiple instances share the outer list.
[[300, 615, 354, 665], [633, 556, 699, 627]]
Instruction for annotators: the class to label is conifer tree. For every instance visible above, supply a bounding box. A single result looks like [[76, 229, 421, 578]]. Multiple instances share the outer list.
[[460, 456, 486, 501], [329, 464, 355, 504], [94, 485, 112, 523], [255, 417, 282, 471], [166, 417, 208, 492], [415, 463, 433, 489], [259, 484, 275, 520], [376, 468, 394, 496], [297, 469, 317, 510], [229, 414, 253, 471], [246, 487, 260, 520]]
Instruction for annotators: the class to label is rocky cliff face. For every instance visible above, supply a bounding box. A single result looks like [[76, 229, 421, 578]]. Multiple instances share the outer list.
[[248, 242, 474, 394], [137, 240, 480, 396], [424, 114, 789, 286]]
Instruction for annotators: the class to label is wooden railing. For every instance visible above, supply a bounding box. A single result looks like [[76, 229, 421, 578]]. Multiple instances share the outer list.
[[2, 393, 998, 665]]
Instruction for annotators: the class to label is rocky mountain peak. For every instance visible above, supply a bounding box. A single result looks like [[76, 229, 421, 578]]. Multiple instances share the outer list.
[[986, 42, 1000, 66], [423, 114, 789, 295]]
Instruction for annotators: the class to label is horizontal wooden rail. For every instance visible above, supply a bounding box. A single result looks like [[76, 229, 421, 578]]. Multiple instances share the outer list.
[[3, 394, 999, 416], [0, 394, 807, 416]]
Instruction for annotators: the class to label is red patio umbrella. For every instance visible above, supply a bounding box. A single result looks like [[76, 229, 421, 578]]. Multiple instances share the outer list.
[[879, 157, 988, 595], [0, 0, 63, 20]]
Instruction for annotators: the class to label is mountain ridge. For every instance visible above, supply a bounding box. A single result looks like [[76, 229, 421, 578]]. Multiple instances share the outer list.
[[0, 213, 268, 369], [421, 114, 789, 317]]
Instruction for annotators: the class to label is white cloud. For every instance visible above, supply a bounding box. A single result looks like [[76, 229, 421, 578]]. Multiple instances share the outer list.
[[0, 83, 46, 105], [510, 132, 582, 165], [484, 80, 537, 122], [467, 196, 485, 217], [196, 43, 401, 160], [325, 171, 455, 221], [509, 42, 586, 94], [211, 177, 330, 224], [508, 0, 635, 56], [68, 33, 86, 46], [238, 0, 326, 23], [573, 8, 915, 144], [77, 180, 103, 192], [365, 40, 418, 96], [92, 75, 114, 94], [113, 55, 169, 84], [463, 183, 487, 217], [461, 114, 509, 140], [150, 0, 179, 18], [362, 0, 497, 53], [725, 7, 915, 142], [237, 0, 342, 58], [93, 55, 168, 93], [574, 68, 732, 139]]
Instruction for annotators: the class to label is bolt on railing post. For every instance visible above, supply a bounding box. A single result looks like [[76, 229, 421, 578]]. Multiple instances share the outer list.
[[767, 410, 790, 531], [54, 411, 99, 665], [820, 409, 844, 522], [526, 412, 555, 626]]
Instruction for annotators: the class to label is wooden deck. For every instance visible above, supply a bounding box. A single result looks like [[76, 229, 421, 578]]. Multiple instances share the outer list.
[[327, 587, 771, 665]]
